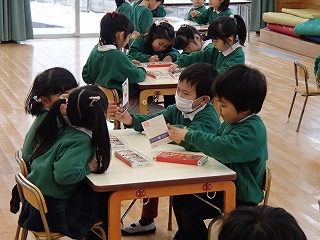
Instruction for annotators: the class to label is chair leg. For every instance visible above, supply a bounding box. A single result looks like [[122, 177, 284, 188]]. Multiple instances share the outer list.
[[296, 96, 308, 132], [91, 225, 107, 240], [207, 216, 223, 240], [14, 224, 20, 240], [20, 227, 28, 240], [287, 92, 297, 122], [168, 196, 173, 231]]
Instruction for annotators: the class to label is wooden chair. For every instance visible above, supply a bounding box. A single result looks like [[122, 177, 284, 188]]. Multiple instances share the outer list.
[[98, 85, 121, 129], [287, 61, 320, 132], [15, 173, 107, 240]]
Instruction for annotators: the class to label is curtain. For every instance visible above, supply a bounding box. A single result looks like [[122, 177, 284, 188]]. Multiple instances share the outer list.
[[250, 0, 274, 31], [0, 0, 33, 41]]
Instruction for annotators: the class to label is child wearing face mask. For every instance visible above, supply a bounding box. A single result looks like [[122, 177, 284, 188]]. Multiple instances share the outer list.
[[114, 62, 221, 236]]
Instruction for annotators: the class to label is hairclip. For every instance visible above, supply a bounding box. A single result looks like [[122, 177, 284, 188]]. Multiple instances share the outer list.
[[154, 20, 162, 26], [33, 96, 41, 103], [59, 93, 69, 104], [110, 11, 118, 18], [89, 96, 101, 107], [229, 15, 234, 19]]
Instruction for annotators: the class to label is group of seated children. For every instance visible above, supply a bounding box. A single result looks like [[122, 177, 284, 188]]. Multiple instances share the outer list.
[[11, 0, 308, 239]]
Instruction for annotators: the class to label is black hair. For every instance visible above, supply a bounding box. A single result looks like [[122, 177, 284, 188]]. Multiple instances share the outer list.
[[174, 25, 202, 50], [99, 11, 134, 47], [218, 0, 230, 11], [179, 62, 218, 99], [144, 22, 175, 55], [25, 67, 78, 117], [218, 205, 307, 240], [213, 64, 267, 114], [31, 85, 111, 174], [207, 15, 246, 46], [115, 0, 125, 7]]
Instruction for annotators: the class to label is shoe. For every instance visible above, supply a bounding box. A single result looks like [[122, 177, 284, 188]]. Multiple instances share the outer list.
[[121, 221, 156, 236]]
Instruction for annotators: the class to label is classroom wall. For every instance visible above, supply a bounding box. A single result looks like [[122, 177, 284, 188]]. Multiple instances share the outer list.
[[274, 0, 320, 12]]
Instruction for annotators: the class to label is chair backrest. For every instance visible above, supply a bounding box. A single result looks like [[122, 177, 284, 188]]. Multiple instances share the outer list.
[[294, 61, 310, 92], [97, 85, 120, 106], [15, 173, 52, 238], [15, 149, 28, 177], [262, 165, 272, 205]]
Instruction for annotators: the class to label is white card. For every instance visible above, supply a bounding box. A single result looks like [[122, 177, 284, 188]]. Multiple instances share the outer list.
[[122, 78, 129, 111], [141, 115, 170, 148]]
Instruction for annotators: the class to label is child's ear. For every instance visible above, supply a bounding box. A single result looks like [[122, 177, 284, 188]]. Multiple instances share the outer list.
[[227, 36, 234, 45], [200, 95, 211, 105], [195, 34, 201, 42], [116, 31, 125, 40], [40, 96, 51, 109]]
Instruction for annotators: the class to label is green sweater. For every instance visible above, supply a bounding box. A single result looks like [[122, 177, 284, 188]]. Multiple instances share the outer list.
[[187, 5, 206, 21], [133, 1, 166, 17], [128, 36, 180, 62], [116, 2, 133, 20], [27, 125, 93, 199], [193, 8, 233, 25], [22, 111, 47, 167], [184, 115, 268, 204], [132, 5, 153, 34], [175, 44, 245, 74], [82, 44, 146, 97], [129, 103, 220, 151]]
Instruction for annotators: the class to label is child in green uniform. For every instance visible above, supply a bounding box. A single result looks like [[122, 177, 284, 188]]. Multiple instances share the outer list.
[[190, 0, 232, 25], [82, 12, 146, 99], [115, 63, 221, 236], [169, 14, 246, 75], [128, 22, 180, 62], [167, 64, 268, 240], [115, 0, 134, 19], [133, 0, 166, 17], [131, 0, 164, 34], [186, 0, 206, 22], [175, 25, 213, 54], [18, 85, 111, 240]]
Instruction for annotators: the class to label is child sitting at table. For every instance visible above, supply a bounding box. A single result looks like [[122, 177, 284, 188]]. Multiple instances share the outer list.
[[186, 0, 206, 22], [169, 14, 246, 75], [133, 0, 166, 17], [115, 0, 134, 20], [167, 64, 268, 240], [115, 62, 221, 236], [190, 0, 232, 25], [18, 85, 111, 240], [128, 21, 180, 62], [175, 24, 213, 54], [131, 0, 164, 34]]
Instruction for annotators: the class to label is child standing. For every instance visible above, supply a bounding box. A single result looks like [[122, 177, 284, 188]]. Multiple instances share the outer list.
[[167, 64, 268, 240], [186, 0, 206, 22], [169, 15, 246, 75], [115, 63, 221, 236], [131, 0, 164, 34], [128, 22, 180, 62], [133, 0, 166, 17], [82, 12, 146, 98], [115, 0, 134, 19], [190, 0, 232, 25], [18, 85, 111, 240], [175, 25, 213, 54]]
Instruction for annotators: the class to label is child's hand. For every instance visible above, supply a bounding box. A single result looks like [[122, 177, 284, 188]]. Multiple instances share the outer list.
[[168, 64, 182, 73], [149, 55, 160, 62], [132, 59, 141, 66], [167, 123, 188, 144], [107, 100, 117, 117], [115, 105, 133, 125], [163, 56, 173, 62], [190, 10, 200, 18], [88, 157, 99, 172]]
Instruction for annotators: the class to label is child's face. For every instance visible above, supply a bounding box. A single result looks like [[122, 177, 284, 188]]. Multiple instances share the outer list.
[[176, 80, 203, 108], [209, 0, 223, 9], [217, 97, 249, 123], [42, 88, 76, 109], [192, 0, 205, 7], [184, 35, 202, 53], [152, 38, 171, 52], [149, 0, 162, 10], [212, 38, 231, 52]]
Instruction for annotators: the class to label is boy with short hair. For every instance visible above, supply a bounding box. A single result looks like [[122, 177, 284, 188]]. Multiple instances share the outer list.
[[115, 62, 221, 235], [167, 64, 268, 240]]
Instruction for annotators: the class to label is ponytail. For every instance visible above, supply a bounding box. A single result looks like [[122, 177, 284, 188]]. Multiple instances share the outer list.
[[234, 15, 247, 46]]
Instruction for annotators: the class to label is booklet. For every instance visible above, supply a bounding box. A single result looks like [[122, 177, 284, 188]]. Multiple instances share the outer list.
[[115, 149, 154, 168], [155, 151, 208, 166], [110, 134, 129, 149]]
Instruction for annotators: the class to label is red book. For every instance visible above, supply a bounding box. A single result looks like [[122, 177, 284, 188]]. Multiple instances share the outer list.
[[155, 151, 208, 166], [115, 149, 154, 168], [146, 62, 173, 68]]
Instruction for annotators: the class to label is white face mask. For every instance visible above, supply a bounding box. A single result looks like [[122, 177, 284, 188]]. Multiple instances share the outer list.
[[175, 92, 203, 114]]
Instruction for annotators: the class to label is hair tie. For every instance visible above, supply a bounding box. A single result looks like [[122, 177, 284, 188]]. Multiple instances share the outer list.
[[59, 93, 69, 104], [110, 11, 118, 18], [33, 96, 41, 102], [89, 96, 101, 107], [154, 20, 162, 26], [229, 15, 234, 19]]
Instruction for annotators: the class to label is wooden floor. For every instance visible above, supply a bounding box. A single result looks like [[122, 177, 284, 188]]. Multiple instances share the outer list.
[[0, 33, 320, 240]]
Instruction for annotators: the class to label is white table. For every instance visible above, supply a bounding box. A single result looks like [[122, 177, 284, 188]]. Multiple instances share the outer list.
[[86, 129, 236, 240]]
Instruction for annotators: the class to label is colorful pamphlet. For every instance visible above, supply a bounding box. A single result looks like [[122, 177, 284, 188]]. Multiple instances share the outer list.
[[110, 134, 129, 149], [115, 149, 154, 168], [155, 151, 208, 166]]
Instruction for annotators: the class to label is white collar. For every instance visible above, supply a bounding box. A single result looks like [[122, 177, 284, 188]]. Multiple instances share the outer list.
[[221, 42, 241, 57], [74, 126, 92, 138], [201, 39, 212, 50], [125, 0, 133, 5], [98, 44, 117, 52], [182, 104, 206, 121], [236, 113, 257, 123], [213, 8, 221, 14]]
